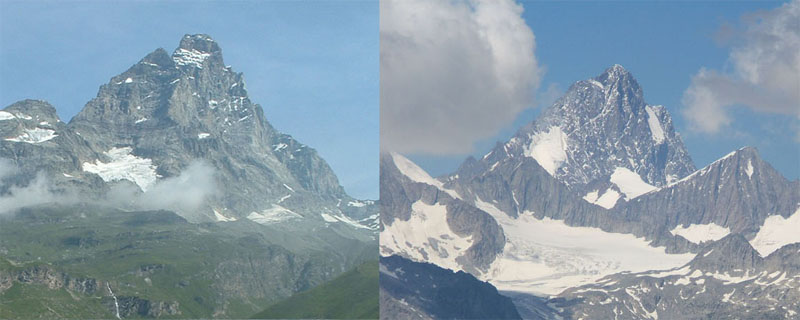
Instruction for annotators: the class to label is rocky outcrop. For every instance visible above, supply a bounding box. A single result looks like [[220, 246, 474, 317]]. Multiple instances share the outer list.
[[0, 264, 98, 295], [108, 296, 181, 318]]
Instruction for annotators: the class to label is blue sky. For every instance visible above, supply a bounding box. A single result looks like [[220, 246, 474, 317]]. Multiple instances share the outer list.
[[0, 1, 379, 199], [408, 0, 799, 181]]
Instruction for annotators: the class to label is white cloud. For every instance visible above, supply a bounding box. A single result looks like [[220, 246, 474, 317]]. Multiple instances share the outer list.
[[107, 160, 218, 218], [0, 160, 75, 215], [380, 0, 541, 155], [683, 0, 800, 133]]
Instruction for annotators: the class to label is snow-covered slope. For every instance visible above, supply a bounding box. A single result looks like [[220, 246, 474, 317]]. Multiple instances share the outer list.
[[475, 198, 693, 296]]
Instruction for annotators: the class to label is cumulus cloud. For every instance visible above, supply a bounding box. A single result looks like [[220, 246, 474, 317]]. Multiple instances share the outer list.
[[683, 0, 800, 133], [380, 0, 541, 155]]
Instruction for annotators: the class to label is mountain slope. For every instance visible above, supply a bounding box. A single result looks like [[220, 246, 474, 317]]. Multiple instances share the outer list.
[[251, 260, 379, 319]]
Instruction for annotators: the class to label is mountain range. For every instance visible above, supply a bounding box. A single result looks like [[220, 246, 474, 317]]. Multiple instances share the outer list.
[[380, 65, 800, 319]]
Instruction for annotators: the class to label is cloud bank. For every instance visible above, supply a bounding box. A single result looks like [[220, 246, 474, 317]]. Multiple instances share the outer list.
[[380, 0, 541, 155], [682, 0, 800, 134], [0, 159, 76, 214], [0, 160, 217, 219]]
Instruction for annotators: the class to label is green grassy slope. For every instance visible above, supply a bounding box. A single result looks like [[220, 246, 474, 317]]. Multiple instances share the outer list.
[[0, 205, 376, 319], [251, 259, 379, 319]]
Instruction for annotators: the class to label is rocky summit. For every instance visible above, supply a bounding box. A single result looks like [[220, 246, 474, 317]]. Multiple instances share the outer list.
[[1, 34, 377, 227]]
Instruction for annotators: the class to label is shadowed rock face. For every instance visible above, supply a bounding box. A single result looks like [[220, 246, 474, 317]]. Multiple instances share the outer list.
[[380, 255, 522, 320], [1, 34, 376, 225]]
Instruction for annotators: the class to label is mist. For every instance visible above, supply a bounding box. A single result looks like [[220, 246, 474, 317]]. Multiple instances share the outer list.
[[0, 159, 218, 219]]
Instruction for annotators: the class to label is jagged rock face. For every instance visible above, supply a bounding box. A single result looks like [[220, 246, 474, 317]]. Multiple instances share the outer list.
[[379, 153, 505, 274], [0, 100, 101, 194], [1, 34, 375, 226], [477, 65, 695, 194], [67, 34, 348, 218], [553, 236, 800, 319], [619, 147, 800, 239], [379, 255, 521, 320]]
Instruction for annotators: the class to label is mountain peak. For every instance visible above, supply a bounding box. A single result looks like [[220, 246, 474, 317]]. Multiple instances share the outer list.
[[595, 64, 640, 94], [3, 99, 61, 123], [177, 34, 220, 53], [173, 34, 223, 69], [139, 48, 173, 68], [690, 234, 763, 271]]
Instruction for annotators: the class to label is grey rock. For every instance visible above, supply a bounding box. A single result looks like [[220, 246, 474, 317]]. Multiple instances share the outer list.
[[380, 255, 522, 320]]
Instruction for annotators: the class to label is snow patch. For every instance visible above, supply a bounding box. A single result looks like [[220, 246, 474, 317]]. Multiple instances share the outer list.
[[583, 190, 599, 203], [380, 201, 473, 272], [745, 160, 754, 178], [4, 127, 58, 144], [135, 118, 147, 124], [0, 111, 15, 121], [247, 204, 302, 225], [82, 147, 159, 191], [645, 106, 665, 144], [321, 213, 338, 223], [124, 77, 133, 84], [348, 200, 366, 207], [523, 126, 568, 176], [610, 167, 658, 200], [588, 79, 604, 89], [670, 223, 731, 244], [273, 143, 288, 152], [750, 208, 800, 256], [476, 198, 694, 296], [391, 152, 460, 199], [583, 189, 621, 209], [595, 189, 621, 209], [197, 133, 210, 139], [214, 209, 237, 222], [173, 48, 211, 68]]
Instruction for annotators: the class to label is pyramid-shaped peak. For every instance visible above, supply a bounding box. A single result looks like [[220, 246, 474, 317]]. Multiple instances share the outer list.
[[177, 34, 220, 53], [690, 234, 763, 271], [139, 48, 174, 67], [710, 146, 761, 167], [596, 64, 637, 85]]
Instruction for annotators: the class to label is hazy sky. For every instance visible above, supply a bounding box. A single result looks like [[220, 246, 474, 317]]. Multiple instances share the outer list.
[[402, 0, 799, 181], [0, 1, 378, 199]]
